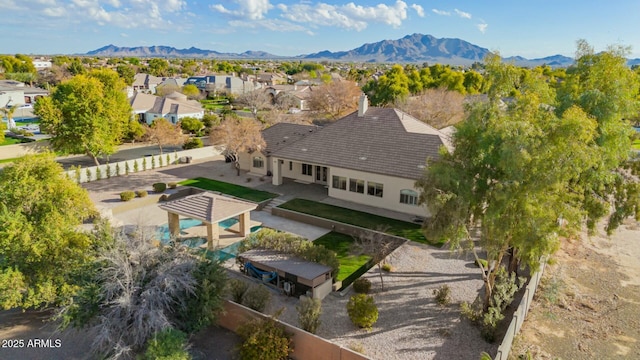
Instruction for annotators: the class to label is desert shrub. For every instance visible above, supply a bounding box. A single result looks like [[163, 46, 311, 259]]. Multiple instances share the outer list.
[[120, 191, 135, 201], [168, 182, 178, 189], [85, 168, 92, 182], [347, 294, 378, 329], [296, 296, 322, 334], [143, 328, 191, 360], [241, 284, 271, 312], [461, 267, 526, 342], [125, 162, 130, 174], [115, 163, 121, 176], [166, 154, 171, 165], [228, 278, 249, 303], [151, 156, 156, 169], [381, 263, 393, 272], [143, 158, 147, 171], [106, 165, 112, 179], [433, 285, 451, 306], [348, 342, 366, 354], [237, 315, 292, 360], [153, 182, 167, 193], [182, 138, 203, 150], [136, 190, 148, 198], [133, 161, 139, 172], [352, 278, 371, 294]]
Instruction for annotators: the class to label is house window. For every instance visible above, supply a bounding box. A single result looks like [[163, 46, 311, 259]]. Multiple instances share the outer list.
[[367, 181, 384, 197], [400, 189, 418, 205], [289, 161, 293, 171], [349, 178, 365, 193], [302, 163, 313, 176], [332, 176, 347, 190], [253, 157, 264, 168]]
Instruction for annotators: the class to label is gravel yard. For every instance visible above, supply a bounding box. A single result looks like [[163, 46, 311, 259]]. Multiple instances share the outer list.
[[262, 241, 496, 360]]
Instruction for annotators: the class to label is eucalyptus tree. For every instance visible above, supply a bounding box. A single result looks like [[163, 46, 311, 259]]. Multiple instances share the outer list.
[[416, 47, 638, 310]]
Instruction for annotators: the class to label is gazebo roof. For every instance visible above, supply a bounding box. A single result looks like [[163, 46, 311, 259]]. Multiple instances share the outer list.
[[158, 192, 257, 224]]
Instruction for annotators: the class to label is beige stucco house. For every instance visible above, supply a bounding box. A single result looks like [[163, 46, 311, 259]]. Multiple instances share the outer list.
[[129, 92, 204, 125], [239, 95, 451, 217]]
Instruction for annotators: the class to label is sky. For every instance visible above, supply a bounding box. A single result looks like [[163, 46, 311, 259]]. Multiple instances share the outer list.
[[2, 0, 640, 59]]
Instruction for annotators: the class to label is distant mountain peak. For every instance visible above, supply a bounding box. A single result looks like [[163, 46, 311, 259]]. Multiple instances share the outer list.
[[85, 34, 582, 67]]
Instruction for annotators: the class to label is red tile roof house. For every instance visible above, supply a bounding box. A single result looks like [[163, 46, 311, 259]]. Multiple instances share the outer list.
[[239, 95, 452, 217]]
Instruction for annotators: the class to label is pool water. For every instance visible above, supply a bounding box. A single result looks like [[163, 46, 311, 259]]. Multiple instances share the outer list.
[[156, 218, 263, 251]]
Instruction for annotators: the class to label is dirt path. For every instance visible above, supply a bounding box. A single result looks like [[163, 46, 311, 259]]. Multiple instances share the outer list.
[[511, 219, 640, 359]]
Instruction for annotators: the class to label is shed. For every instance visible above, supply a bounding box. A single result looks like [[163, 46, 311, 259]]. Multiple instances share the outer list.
[[237, 249, 333, 300]]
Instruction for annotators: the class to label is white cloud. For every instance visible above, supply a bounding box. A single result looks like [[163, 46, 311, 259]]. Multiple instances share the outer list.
[[431, 8, 450, 16], [280, 0, 408, 31], [211, 0, 273, 20], [43, 6, 66, 16], [120, 32, 129, 37], [411, 4, 424, 17], [228, 18, 309, 33], [34, 0, 187, 28], [454, 8, 471, 19], [477, 22, 488, 34]]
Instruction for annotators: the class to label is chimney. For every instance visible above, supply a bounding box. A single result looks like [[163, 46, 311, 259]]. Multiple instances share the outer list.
[[358, 93, 368, 117]]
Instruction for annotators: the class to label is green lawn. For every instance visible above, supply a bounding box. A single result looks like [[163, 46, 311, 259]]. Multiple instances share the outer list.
[[314, 232, 371, 282], [633, 139, 640, 150], [278, 198, 440, 246], [1, 137, 24, 146], [178, 177, 278, 203]]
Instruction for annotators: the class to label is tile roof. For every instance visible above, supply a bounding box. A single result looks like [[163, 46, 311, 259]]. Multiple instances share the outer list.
[[270, 107, 449, 180], [261, 123, 319, 155], [129, 92, 203, 115], [158, 192, 257, 224]]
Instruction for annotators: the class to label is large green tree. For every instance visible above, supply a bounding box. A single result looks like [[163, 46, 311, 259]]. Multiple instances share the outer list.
[[0, 154, 96, 309], [362, 64, 410, 105], [418, 46, 639, 311], [35, 69, 132, 165]]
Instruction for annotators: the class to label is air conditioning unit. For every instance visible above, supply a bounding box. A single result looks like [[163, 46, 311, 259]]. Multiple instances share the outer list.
[[283, 281, 292, 295]]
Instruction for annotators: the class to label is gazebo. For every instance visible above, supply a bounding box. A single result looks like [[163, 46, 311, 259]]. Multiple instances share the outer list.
[[158, 192, 258, 250]]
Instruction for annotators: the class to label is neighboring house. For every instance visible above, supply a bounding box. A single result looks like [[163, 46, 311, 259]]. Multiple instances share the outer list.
[[129, 92, 204, 125], [0, 80, 48, 107], [33, 60, 52, 70], [158, 77, 187, 89], [240, 95, 452, 217], [132, 73, 164, 93], [264, 84, 313, 111], [256, 72, 287, 86], [184, 75, 262, 96]]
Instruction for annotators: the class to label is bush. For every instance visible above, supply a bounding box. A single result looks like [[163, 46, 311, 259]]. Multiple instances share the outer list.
[[237, 316, 292, 360], [347, 294, 378, 329], [296, 296, 322, 334], [153, 182, 167, 193], [352, 278, 372, 294], [241, 284, 271, 312], [136, 190, 148, 198], [168, 182, 178, 189], [120, 191, 135, 201], [381, 263, 393, 272], [182, 138, 203, 150], [177, 258, 228, 333], [143, 328, 191, 360], [433, 285, 451, 306], [228, 278, 249, 303]]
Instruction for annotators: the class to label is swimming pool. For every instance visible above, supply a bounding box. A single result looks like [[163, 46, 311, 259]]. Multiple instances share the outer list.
[[156, 218, 263, 250]]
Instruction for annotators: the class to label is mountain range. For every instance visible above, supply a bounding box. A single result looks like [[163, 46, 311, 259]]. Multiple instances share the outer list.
[[85, 33, 640, 67]]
